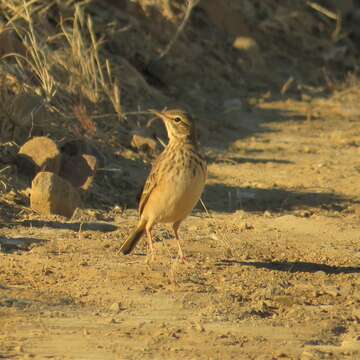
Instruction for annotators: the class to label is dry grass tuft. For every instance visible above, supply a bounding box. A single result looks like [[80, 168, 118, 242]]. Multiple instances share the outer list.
[[2, 1, 56, 101], [1, 0, 122, 130], [59, 6, 122, 117], [73, 103, 97, 137]]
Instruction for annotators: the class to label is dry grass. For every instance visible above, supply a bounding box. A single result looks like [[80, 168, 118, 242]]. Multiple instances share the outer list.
[[1, 0, 122, 132], [2, 1, 55, 100], [0, 165, 11, 192], [60, 6, 122, 118], [158, 0, 200, 59]]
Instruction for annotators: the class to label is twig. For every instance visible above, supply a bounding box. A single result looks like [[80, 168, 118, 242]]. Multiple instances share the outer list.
[[97, 168, 123, 172], [199, 197, 210, 217], [156, 137, 167, 148], [280, 76, 294, 95], [332, 10, 342, 42], [158, 0, 200, 59], [307, 1, 338, 21]]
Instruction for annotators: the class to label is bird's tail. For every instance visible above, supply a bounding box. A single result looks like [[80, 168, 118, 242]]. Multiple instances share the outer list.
[[120, 221, 146, 255]]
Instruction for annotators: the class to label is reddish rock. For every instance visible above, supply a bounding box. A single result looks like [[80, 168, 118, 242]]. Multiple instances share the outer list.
[[233, 36, 265, 69], [59, 154, 97, 191], [17, 137, 61, 178], [131, 129, 158, 152], [31, 171, 82, 218]]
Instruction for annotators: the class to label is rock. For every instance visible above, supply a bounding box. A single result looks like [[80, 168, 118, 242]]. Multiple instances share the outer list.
[[194, 321, 205, 332], [263, 210, 272, 218], [233, 36, 258, 51], [60, 139, 104, 166], [233, 36, 265, 71], [59, 154, 97, 191], [109, 302, 122, 313], [239, 222, 253, 231], [17, 137, 61, 179], [131, 129, 158, 152], [31, 171, 82, 217]]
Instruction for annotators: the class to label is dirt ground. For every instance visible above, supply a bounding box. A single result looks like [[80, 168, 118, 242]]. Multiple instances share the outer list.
[[1, 97, 360, 359]]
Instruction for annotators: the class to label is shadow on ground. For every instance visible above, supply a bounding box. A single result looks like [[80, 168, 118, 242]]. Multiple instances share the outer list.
[[203, 106, 309, 151], [203, 183, 354, 213], [217, 259, 360, 275], [1, 220, 118, 232], [208, 156, 294, 165], [0, 237, 46, 253]]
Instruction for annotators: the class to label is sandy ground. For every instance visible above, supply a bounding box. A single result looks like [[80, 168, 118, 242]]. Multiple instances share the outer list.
[[1, 101, 360, 359]]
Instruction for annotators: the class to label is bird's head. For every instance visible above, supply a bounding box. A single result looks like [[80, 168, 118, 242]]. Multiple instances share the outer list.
[[150, 109, 197, 143]]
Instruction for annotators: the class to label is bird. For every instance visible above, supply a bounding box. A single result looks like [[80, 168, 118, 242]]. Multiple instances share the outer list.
[[119, 109, 207, 260]]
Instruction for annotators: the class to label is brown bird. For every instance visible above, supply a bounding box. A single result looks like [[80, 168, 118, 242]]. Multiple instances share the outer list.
[[120, 109, 207, 260]]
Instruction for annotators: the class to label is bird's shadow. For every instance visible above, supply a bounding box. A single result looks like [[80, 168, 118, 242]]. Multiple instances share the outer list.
[[0, 237, 46, 253], [1, 220, 117, 232], [216, 259, 360, 275], [209, 156, 294, 166]]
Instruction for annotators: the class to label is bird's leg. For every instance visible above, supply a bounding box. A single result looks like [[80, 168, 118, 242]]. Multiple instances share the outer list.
[[145, 224, 155, 262], [173, 221, 185, 262]]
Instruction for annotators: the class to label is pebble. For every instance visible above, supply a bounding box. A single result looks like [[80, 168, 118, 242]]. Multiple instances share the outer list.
[[109, 302, 122, 313]]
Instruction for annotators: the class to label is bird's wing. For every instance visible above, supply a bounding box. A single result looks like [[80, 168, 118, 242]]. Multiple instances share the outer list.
[[139, 151, 166, 216]]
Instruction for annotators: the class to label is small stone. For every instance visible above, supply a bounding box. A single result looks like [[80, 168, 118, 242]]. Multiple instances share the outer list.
[[17, 137, 61, 178], [24, 354, 36, 359], [301, 350, 317, 359], [303, 146, 316, 154], [131, 129, 158, 152], [324, 286, 340, 297], [109, 302, 122, 313], [298, 210, 312, 218], [233, 36, 265, 70], [263, 210, 272, 217], [15, 345, 24, 353], [59, 153, 97, 190], [235, 210, 246, 218], [276, 353, 289, 358], [194, 321, 205, 332], [31, 171, 82, 217], [239, 222, 253, 231]]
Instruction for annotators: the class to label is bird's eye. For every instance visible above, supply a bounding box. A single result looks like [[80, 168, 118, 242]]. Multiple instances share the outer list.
[[174, 116, 182, 123]]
